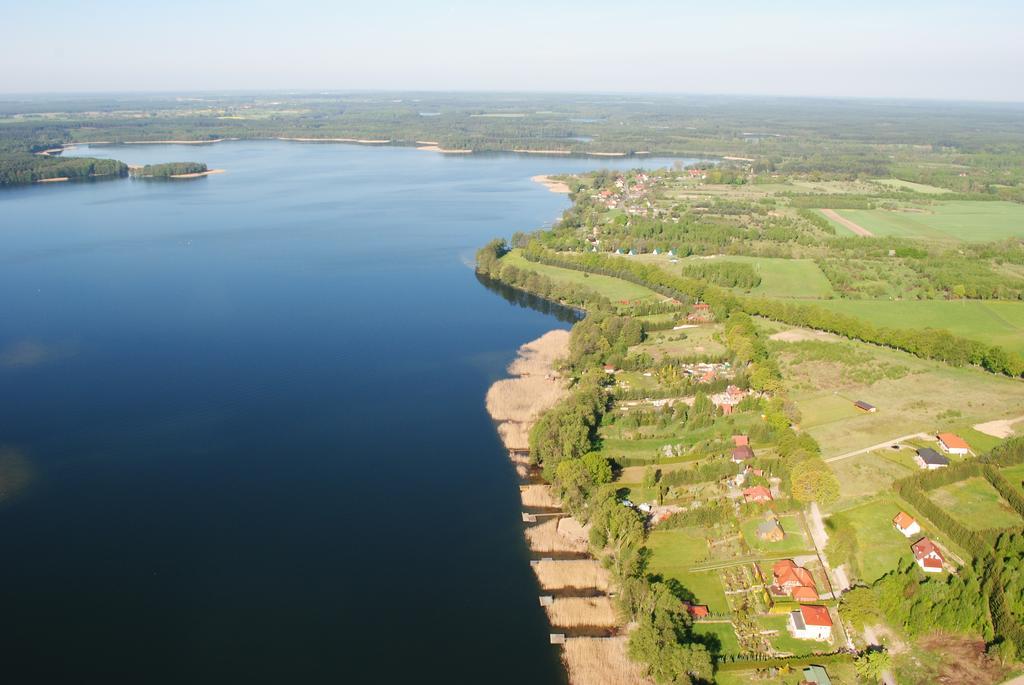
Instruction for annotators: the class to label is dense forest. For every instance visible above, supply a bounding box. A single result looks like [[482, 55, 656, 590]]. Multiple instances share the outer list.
[[131, 162, 208, 178]]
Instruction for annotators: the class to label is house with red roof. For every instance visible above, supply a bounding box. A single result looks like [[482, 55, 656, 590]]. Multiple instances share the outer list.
[[936, 433, 971, 456], [733, 435, 749, 447], [788, 604, 833, 641], [743, 485, 772, 503], [771, 559, 818, 601], [893, 511, 921, 538], [683, 603, 710, 619], [912, 537, 945, 573]]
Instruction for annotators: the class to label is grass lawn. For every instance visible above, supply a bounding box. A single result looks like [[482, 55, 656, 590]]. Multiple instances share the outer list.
[[827, 494, 922, 583], [647, 528, 729, 613], [757, 614, 828, 656], [870, 178, 953, 194], [1001, 463, 1024, 496], [929, 477, 1024, 530], [635, 325, 728, 359], [740, 515, 814, 555], [820, 201, 1024, 242], [777, 332, 1024, 457], [692, 622, 741, 657], [500, 249, 664, 302], [716, 663, 857, 685], [826, 450, 916, 509], [801, 298, 1024, 356], [638, 253, 834, 299]]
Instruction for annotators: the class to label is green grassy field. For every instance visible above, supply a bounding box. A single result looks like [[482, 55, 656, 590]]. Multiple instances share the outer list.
[[1002, 463, 1024, 496], [801, 298, 1024, 356], [821, 201, 1024, 242], [870, 178, 953, 194], [757, 614, 827, 655], [716, 663, 857, 685], [635, 325, 728, 359], [740, 515, 814, 555], [775, 331, 1024, 457], [929, 477, 1024, 530], [647, 528, 729, 613], [826, 450, 916, 510], [692, 622, 741, 657], [500, 249, 663, 302], [639, 254, 834, 299], [828, 495, 922, 583]]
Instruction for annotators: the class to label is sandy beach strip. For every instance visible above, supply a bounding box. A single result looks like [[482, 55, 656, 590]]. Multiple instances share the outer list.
[[416, 144, 473, 154], [513, 149, 572, 155], [122, 138, 233, 145], [532, 175, 571, 194], [169, 168, 226, 179], [36, 176, 69, 183], [276, 136, 391, 145]]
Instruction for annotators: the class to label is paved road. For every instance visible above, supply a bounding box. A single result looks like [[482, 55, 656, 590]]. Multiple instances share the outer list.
[[824, 433, 929, 463]]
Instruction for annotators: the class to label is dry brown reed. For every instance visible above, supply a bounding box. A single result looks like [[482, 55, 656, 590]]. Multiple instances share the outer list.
[[524, 517, 588, 554], [561, 637, 655, 685], [532, 559, 612, 592], [544, 597, 618, 628]]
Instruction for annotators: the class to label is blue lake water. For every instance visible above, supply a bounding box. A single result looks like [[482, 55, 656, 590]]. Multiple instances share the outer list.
[[0, 142, 692, 683]]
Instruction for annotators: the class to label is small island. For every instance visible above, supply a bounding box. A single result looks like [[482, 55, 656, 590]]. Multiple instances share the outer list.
[[130, 162, 223, 179]]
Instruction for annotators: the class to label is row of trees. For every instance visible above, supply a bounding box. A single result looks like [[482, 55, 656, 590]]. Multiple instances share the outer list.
[[132, 162, 208, 178], [0, 154, 127, 185]]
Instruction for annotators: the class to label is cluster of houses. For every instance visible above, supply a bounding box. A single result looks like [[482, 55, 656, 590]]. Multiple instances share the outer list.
[[712, 384, 749, 415], [893, 511, 946, 573], [682, 361, 732, 383], [687, 302, 715, 324], [913, 433, 971, 470]]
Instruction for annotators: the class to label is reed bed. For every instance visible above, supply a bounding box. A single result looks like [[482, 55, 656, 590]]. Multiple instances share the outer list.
[[545, 597, 618, 629], [521, 484, 560, 509], [561, 637, 655, 685], [485, 330, 570, 450], [532, 559, 612, 592], [524, 517, 588, 554]]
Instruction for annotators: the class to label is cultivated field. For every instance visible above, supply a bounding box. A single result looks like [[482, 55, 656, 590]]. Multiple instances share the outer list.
[[820, 201, 1024, 242], [638, 254, 835, 299], [804, 298, 1024, 356]]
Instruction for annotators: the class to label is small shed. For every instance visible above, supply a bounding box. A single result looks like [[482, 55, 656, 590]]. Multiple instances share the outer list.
[[854, 400, 877, 413], [757, 518, 785, 542], [915, 448, 949, 470], [730, 445, 755, 463]]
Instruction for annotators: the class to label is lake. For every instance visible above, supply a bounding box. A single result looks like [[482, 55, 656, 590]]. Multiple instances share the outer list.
[[0, 142, 693, 683]]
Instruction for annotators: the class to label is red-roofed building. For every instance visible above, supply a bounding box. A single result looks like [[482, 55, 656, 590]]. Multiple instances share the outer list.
[[771, 559, 818, 600], [743, 486, 772, 503], [912, 537, 945, 573], [893, 511, 921, 538], [789, 604, 833, 641], [733, 435, 749, 447], [683, 603, 710, 619], [937, 433, 971, 456]]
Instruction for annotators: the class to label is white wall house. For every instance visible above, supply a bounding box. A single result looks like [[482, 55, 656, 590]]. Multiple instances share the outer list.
[[788, 605, 833, 641]]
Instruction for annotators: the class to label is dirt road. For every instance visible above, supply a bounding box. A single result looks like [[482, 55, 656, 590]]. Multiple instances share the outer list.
[[824, 433, 929, 463], [821, 208, 874, 237]]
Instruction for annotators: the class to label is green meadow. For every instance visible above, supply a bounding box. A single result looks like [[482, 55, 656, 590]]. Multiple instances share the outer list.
[[501, 249, 663, 302], [821, 201, 1024, 242], [802, 298, 1024, 356]]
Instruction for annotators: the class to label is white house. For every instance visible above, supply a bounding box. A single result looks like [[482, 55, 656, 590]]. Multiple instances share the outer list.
[[788, 604, 833, 641], [912, 537, 945, 573], [937, 433, 971, 456], [892, 511, 921, 538], [914, 448, 949, 470]]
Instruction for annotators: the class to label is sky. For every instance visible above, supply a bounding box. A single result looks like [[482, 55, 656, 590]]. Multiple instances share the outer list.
[[3, 0, 1023, 101]]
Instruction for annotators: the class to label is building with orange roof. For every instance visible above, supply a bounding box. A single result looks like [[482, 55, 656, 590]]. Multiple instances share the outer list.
[[743, 485, 772, 503], [936, 433, 970, 456], [912, 537, 945, 573], [892, 511, 921, 538], [771, 559, 818, 600]]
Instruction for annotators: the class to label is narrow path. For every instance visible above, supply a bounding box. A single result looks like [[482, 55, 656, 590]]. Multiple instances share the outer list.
[[824, 433, 928, 463], [820, 208, 874, 237], [862, 626, 898, 685]]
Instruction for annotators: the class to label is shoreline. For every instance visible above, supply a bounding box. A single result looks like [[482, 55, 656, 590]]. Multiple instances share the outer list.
[[416, 144, 473, 154], [170, 168, 226, 179], [485, 330, 649, 685], [531, 175, 571, 194]]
